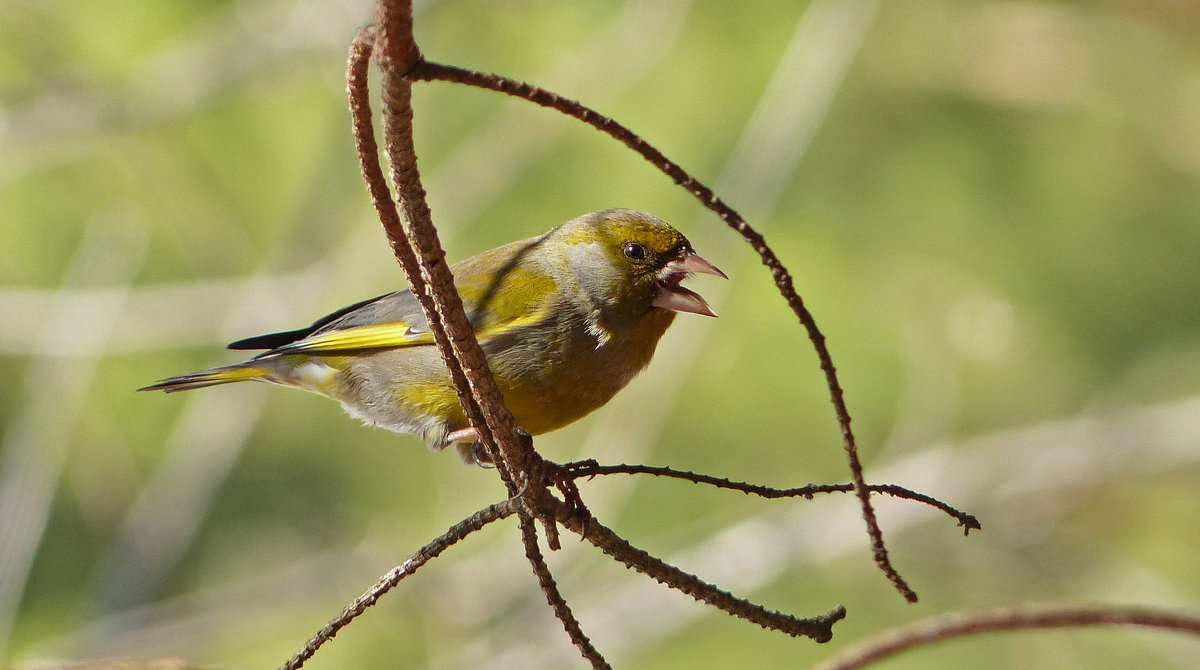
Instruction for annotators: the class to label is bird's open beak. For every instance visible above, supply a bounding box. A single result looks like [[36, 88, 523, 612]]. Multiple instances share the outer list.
[[652, 251, 727, 317]]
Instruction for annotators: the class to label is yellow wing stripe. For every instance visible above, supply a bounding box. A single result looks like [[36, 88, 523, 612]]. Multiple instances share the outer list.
[[274, 322, 430, 354], [271, 307, 552, 356]]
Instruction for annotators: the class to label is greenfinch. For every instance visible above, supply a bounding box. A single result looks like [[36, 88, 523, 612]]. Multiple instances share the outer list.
[[141, 209, 725, 463]]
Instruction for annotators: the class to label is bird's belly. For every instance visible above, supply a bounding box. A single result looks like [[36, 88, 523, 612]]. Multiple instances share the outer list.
[[341, 354, 613, 441], [496, 373, 628, 435]]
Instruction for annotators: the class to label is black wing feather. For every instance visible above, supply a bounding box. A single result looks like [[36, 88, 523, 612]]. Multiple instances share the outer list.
[[226, 292, 393, 351]]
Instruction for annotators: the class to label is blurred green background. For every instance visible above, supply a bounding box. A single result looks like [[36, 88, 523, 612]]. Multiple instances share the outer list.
[[2, 0, 1199, 668]]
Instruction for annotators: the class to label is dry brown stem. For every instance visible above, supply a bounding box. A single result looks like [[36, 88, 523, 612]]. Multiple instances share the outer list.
[[372, 3, 527, 480], [563, 461, 980, 534], [358, 3, 605, 665], [813, 603, 1200, 670], [279, 498, 521, 670], [518, 513, 611, 669], [560, 504, 847, 643], [346, 24, 518, 490]]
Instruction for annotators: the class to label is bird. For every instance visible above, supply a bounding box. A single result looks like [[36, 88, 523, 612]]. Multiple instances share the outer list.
[[140, 209, 725, 464]]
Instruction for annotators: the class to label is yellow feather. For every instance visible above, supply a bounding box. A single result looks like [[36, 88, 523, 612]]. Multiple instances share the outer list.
[[274, 322, 430, 354], [274, 307, 554, 356]]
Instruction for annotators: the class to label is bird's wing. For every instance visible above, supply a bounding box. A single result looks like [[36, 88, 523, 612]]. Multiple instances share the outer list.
[[226, 292, 395, 351], [241, 289, 432, 356], [238, 237, 558, 358]]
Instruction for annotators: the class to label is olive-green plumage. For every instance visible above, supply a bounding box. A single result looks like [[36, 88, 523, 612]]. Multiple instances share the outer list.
[[141, 209, 725, 463]]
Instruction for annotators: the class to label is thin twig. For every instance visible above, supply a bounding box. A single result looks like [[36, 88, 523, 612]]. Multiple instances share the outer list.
[[279, 498, 521, 670], [812, 603, 1200, 670], [410, 58, 916, 602], [551, 502, 846, 643], [347, 24, 518, 491], [368, 6, 595, 665], [518, 513, 611, 669], [373, 8, 531, 477], [564, 462, 980, 534]]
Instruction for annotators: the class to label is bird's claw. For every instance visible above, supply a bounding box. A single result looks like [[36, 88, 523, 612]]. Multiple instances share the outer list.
[[528, 456, 591, 531], [469, 440, 496, 468]]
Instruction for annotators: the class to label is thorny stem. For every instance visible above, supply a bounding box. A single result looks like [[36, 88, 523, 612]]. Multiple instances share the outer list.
[[557, 504, 846, 643], [367, 3, 596, 664], [347, 26, 515, 491], [812, 603, 1200, 670], [409, 59, 917, 602], [278, 499, 521, 670], [564, 462, 980, 535], [373, 4, 529, 483], [518, 514, 611, 669]]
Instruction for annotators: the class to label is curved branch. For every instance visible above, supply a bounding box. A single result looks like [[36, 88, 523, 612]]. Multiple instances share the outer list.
[[279, 498, 521, 670], [349, 25, 519, 490], [564, 461, 979, 534], [409, 59, 915, 602], [812, 603, 1200, 670], [363, 12, 601, 665], [373, 5, 530, 481], [518, 514, 611, 669], [553, 504, 845, 642]]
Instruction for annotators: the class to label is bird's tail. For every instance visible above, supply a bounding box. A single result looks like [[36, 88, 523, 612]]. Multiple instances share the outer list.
[[138, 362, 271, 393]]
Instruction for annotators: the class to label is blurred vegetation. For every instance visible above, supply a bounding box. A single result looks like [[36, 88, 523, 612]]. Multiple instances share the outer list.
[[2, 0, 1199, 668]]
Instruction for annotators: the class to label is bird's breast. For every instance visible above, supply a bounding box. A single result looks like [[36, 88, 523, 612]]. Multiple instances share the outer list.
[[482, 307, 675, 434]]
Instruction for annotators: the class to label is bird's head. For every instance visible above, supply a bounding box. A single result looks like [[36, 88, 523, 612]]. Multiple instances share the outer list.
[[553, 209, 726, 319]]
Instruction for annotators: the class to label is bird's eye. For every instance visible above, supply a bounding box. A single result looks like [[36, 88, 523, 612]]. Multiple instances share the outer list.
[[623, 242, 646, 263]]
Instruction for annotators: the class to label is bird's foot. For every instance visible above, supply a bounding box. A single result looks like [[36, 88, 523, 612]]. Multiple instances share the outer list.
[[519, 449, 592, 547]]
